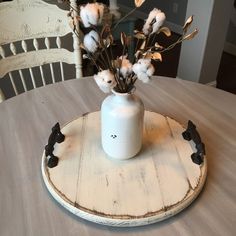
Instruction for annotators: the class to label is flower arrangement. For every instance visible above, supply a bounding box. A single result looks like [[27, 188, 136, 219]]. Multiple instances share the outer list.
[[66, 0, 198, 93]]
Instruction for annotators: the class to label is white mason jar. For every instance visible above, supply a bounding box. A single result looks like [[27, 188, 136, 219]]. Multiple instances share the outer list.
[[101, 89, 144, 160]]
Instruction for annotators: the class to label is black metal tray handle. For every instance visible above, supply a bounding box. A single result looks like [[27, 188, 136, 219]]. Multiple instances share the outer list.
[[182, 120, 205, 165], [45, 122, 65, 168]]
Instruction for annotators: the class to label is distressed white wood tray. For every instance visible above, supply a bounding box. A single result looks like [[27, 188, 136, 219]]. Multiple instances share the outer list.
[[41, 111, 207, 227]]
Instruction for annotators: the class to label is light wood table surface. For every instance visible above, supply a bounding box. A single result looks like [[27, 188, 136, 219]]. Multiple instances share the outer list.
[[0, 76, 235, 236]]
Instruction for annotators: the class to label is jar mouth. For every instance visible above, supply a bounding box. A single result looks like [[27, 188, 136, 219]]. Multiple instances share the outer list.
[[112, 86, 136, 95]]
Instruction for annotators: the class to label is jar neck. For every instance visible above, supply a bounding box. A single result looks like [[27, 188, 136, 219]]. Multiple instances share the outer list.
[[111, 89, 134, 102]]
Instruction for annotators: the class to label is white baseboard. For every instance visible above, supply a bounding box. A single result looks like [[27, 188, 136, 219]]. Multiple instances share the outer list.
[[224, 42, 236, 56], [119, 4, 183, 34], [177, 76, 216, 87]]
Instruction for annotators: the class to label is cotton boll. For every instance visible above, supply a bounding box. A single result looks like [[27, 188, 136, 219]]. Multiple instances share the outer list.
[[119, 55, 133, 78], [137, 73, 150, 83], [94, 70, 117, 93], [80, 5, 90, 28], [133, 59, 155, 83], [143, 22, 150, 35], [152, 12, 166, 34], [142, 8, 165, 35], [80, 3, 104, 28], [146, 63, 155, 76], [132, 63, 141, 75], [84, 30, 99, 53], [132, 59, 150, 74], [143, 9, 160, 35]]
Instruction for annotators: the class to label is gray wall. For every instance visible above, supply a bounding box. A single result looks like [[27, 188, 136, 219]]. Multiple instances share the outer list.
[[178, 0, 234, 84], [227, 22, 236, 45]]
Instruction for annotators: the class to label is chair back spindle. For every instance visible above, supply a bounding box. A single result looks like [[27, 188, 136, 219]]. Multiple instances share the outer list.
[[0, 0, 83, 101], [22, 40, 37, 89], [56, 37, 65, 81], [0, 45, 18, 95], [10, 42, 27, 92], [45, 37, 56, 84], [33, 38, 46, 86], [71, 0, 83, 79]]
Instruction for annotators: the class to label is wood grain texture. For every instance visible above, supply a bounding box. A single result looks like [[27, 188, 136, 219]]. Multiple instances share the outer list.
[[0, 76, 235, 235], [0, 0, 71, 44], [0, 48, 74, 78], [42, 111, 206, 227]]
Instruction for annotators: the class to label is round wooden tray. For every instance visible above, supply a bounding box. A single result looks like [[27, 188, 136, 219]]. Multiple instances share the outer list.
[[41, 111, 207, 227]]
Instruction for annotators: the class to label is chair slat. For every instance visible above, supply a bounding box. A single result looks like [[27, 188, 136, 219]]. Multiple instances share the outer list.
[[9, 72, 18, 95], [0, 88, 5, 103], [39, 66, 46, 86], [20, 40, 28, 91], [3, 43, 18, 95], [29, 68, 36, 89], [0, 49, 74, 78], [10, 42, 27, 91], [22, 39, 36, 89], [56, 37, 65, 81], [10, 43, 17, 55], [0, 45, 5, 59], [45, 37, 55, 83], [56, 37, 61, 49], [33, 38, 39, 51], [50, 64, 55, 84], [19, 70, 27, 92], [21, 40, 28, 52], [45, 37, 50, 49], [60, 62, 65, 81]]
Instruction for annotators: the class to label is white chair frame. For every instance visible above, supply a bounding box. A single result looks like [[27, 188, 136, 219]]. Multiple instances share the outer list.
[[0, 0, 82, 102]]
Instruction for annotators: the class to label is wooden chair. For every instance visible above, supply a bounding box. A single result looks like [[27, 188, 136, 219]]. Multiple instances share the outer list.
[[0, 0, 82, 102]]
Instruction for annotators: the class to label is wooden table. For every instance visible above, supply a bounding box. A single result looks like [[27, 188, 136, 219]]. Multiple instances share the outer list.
[[0, 76, 235, 235]]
